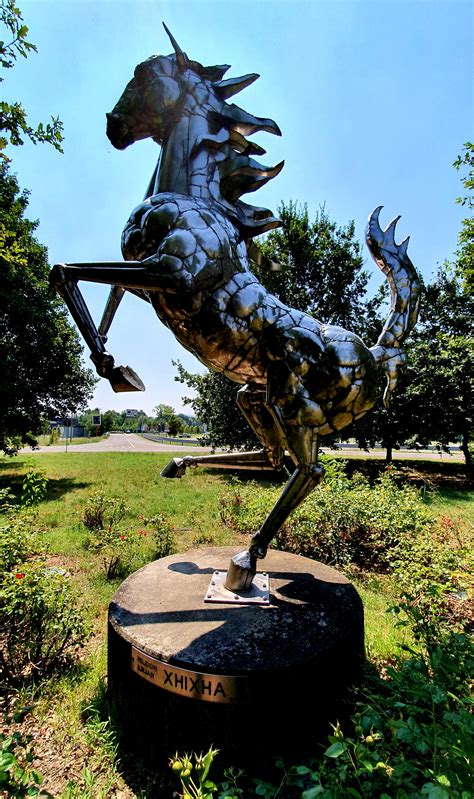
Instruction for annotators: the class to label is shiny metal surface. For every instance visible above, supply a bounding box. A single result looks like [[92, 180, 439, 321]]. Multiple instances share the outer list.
[[50, 26, 421, 585]]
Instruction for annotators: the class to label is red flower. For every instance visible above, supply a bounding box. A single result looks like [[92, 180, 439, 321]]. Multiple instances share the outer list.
[[119, 535, 126, 541], [15, 573, 25, 579], [136, 529, 148, 537]]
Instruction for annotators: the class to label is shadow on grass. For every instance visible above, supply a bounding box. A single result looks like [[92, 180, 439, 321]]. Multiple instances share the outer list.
[[200, 458, 472, 490], [0, 472, 91, 506], [341, 458, 472, 488]]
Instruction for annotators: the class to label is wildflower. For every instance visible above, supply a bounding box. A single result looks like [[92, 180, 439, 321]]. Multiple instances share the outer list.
[[15, 573, 25, 579]]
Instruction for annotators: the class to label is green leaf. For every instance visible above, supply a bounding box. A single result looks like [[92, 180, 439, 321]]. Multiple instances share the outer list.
[[0, 751, 15, 769], [324, 741, 345, 758], [295, 765, 311, 775]]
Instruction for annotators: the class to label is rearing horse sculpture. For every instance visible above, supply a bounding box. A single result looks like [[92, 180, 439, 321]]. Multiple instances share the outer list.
[[50, 26, 421, 590]]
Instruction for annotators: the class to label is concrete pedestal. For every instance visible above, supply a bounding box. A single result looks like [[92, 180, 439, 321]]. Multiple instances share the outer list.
[[108, 547, 364, 766]]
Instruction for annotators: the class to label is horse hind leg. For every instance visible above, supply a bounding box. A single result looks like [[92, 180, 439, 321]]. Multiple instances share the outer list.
[[161, 384, 289, 478], [225, 423, 324, 590]]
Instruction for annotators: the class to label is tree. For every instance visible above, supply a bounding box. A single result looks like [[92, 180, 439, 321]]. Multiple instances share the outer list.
[[0, 0, 63, 161], [453, 142, 473, 293], [153, 404, 183, 436], [175, 202, 379, 449], [403, 265, 473, 467], [352, 145, 474, 465], [257, 202, 371, 336], [0, 164, 96, 454], [351, 263, 473, 467], [174, 362, 259, 450]]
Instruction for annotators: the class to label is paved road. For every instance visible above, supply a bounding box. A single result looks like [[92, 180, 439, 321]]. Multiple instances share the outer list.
[[24, 432, 214, 454], [23, 433, 463, 462]]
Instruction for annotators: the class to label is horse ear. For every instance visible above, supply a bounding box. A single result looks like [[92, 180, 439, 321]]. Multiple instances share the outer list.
[[162, 22, 190, 71]]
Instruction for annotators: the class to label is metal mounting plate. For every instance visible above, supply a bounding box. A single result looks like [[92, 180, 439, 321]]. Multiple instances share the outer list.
[[204, 570, 270, 605]]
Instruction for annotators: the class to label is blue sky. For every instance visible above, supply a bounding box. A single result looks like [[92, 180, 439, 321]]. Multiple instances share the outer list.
[[5, 0, 473, 415]]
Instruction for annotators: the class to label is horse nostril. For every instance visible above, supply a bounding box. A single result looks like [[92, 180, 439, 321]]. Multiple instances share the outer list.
[[106, 113, 132, 150]]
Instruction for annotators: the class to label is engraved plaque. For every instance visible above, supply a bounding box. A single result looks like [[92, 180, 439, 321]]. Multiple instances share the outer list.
[[131, 646, 249, 704]]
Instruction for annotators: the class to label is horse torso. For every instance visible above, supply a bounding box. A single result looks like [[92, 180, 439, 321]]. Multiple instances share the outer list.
[[121, 193, 377, 431]]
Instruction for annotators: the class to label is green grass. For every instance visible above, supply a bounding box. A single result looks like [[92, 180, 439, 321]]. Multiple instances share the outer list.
[[426, 486, 474, 525], [1, 451, 471, 796], [36, 435, 107, 447]]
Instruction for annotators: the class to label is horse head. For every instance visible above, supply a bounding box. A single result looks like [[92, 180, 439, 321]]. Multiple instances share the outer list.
[[106, 25, 284, 236], [106, 54, 184, 149]]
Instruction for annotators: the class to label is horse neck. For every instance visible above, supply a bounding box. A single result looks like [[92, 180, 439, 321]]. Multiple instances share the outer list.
[[153, 114, 222, 203]]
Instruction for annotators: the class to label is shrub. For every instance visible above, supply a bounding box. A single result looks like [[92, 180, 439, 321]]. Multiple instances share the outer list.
[[142, 512, 177, 560], [220, 465, 472, 632], [185, 607, 473, 798], [304, 610, 474, 799], [0, 513, 38, 573], [220, 466, 435, 572], [48, 427, 60, 445], [21, 468, 48, 508], [83, 495, 176, 580], [0, 707, 51, 797], [81, 492, 128, 533], [0, 562, 91, 683]]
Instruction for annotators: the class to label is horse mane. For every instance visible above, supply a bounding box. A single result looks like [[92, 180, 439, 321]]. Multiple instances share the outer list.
[[163, 36, 284, 238]]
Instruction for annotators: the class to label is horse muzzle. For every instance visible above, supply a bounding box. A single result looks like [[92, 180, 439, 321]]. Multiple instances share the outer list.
[[106, 113, 134, 150]]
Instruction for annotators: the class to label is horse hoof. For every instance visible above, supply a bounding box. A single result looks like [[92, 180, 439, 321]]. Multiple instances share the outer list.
[[109, 365, 145, 392], [225, 549, 257, 591], [160, 458, 186, 479]]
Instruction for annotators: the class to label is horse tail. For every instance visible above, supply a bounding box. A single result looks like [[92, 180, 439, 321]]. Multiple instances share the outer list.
[[366, 206, 421, 407]]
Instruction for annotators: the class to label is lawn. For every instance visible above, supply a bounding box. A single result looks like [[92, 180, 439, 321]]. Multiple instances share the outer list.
[[0, 452, 472, 797]]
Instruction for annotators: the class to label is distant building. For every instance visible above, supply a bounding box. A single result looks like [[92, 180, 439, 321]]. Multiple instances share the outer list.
[[59, 424, 85, 438], [124, 409, 139, 418]]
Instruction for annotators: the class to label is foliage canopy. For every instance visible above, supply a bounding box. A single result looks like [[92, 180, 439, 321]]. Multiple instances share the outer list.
[[0, 165, 96, 454], [0, 0, 64, 161]]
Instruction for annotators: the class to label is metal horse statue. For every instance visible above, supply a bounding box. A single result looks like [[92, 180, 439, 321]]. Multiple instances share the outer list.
[[50, 26, 421, 590]]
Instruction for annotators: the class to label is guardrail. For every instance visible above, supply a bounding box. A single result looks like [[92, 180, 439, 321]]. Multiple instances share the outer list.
[[141, 433, 202, 446]]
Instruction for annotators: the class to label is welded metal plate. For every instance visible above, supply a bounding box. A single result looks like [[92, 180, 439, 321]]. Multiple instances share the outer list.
[[204, 570, 270, 604]]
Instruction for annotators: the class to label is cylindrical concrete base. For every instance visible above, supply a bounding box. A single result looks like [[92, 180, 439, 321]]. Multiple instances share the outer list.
[[108, 547, 364, 766]]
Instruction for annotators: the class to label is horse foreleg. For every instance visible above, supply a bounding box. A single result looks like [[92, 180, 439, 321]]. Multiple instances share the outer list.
[[50, 262, 148, 392]]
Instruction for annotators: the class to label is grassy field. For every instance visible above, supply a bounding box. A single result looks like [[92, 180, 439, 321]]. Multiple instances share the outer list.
[[35, 435, 107, 447], [0, 452, 472, 797]]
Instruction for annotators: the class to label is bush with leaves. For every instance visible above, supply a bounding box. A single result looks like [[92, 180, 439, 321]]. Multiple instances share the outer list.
[[221, 461, 435, 571], [20, 467, 48, 508], [81, 492, 128, 533], [0, 511, 38, 573], [220, 462, 472, 635], [0, 561, 90, 683], [0, 706, 51, 797], [82, 494, 176, 579], [298, 601, 473, 799]]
